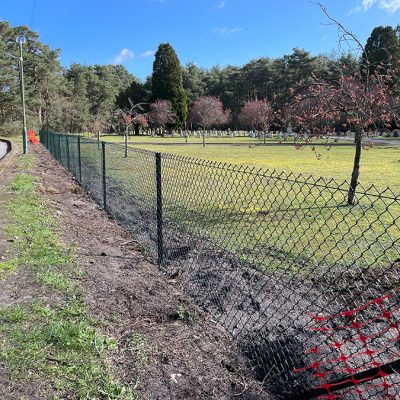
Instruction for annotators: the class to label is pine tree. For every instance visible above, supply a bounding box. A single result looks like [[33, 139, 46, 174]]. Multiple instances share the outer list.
[[364, 26, 400, 76], [152, 43, 188, 126]]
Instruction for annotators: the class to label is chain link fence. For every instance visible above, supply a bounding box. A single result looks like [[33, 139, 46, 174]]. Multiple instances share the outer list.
[[39, 130, 400, 399]]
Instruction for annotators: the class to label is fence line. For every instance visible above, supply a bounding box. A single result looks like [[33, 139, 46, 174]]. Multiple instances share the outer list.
[[39, 130, 400, 399]]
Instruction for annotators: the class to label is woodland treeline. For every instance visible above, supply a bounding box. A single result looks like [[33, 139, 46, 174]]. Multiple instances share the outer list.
[[0, 20, 399, 135]]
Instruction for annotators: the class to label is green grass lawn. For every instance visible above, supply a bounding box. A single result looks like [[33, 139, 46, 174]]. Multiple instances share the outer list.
[[374, 136, 400, 140], [136, 143, 400, 192], [94, 134, 400, 191]]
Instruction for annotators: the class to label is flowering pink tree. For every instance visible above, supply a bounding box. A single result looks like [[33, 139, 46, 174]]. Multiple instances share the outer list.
[[238, 99, 273, 131], [284, 85, 332, 136], [149, 100, 175, 129], [132, 114, 149, 131], [120, 112, 134, 133], [289, 70, 398, 205], [285, 3, 400, 205], [189, 96, 231, 129], [113, 100, 149, 135]]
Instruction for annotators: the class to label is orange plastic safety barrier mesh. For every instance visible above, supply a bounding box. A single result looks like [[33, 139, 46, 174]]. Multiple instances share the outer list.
[[295, 290, 400, 399], [27, 130, 39, 144]]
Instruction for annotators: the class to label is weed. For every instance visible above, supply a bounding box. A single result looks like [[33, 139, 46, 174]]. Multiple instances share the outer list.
[[37, 269, 72, 291], [0, 306, 30, 323], [129, 332, 149, 371], [0, 257, 18, 277], [176, 305, 195, 323]]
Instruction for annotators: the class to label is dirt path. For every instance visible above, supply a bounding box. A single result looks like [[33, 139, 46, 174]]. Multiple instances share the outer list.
[[5, 144, 271, 400]]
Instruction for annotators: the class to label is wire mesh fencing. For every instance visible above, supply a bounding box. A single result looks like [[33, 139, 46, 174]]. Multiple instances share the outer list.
[[39, 130, 400, 399]]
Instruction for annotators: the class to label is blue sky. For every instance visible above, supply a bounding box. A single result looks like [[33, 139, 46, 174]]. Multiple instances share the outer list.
[[1, 0, 400, 80]]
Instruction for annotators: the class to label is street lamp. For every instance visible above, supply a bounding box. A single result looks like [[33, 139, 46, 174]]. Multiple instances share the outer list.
[[16, 36, 28, 154]]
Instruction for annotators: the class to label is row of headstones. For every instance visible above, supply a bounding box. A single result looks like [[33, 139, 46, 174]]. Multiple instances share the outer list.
[[145, 128, 292, 139], [146, 128, 247, 138], [140, 128, 359, 138], [175, 131, 295, 139]]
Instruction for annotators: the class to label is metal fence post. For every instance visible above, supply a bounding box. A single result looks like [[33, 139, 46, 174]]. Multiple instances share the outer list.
[[78, 136, 82, 183], [102, 141, 107, 210], [66, 134, 70, 170], [155, 152, 164, 265], [57, 134, 61, 161]]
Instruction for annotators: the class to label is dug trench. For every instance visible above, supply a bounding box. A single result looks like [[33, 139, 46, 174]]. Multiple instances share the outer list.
[[0, 143, 274, 399]]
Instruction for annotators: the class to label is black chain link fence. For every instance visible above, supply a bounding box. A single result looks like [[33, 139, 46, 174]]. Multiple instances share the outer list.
[[39, 130, 400, 399]]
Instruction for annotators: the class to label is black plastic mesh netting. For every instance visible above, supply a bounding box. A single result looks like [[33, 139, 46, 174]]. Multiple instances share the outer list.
[[40, 131, 400, 399]]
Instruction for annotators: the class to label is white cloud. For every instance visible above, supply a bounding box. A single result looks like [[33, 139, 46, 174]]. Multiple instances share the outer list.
[[139, 50, 155, 58], [217, 1, 226, 9], [212, 27, 242, 36], [349, 0, 400, 14], [111, 48, 134, 65], [379, 0, 400, 12], [362, 0, 376, 10]]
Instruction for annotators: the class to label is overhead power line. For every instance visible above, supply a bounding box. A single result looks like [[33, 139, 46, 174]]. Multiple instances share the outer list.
[[29, 0, 38, 28]]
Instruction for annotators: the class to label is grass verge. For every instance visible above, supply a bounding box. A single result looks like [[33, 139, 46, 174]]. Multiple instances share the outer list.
[[0, 154, 139, 399]]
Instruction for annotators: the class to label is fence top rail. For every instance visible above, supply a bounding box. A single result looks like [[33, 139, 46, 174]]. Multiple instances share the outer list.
[[40, 130, 400, 202]]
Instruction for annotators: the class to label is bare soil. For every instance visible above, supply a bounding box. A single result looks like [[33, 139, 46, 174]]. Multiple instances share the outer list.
[[0, 144, 274, 399]]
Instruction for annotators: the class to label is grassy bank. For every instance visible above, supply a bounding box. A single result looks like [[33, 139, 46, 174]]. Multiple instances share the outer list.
[[0, 154, 138, 399]]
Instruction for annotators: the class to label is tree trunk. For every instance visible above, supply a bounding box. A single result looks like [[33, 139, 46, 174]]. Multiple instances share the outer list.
[[347, 127, 362, 206], [124, 127, 128, 158], [38, 105, 42, 127]]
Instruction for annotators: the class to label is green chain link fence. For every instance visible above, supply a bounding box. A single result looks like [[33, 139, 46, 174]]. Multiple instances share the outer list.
[[39, 130, 400, 399]]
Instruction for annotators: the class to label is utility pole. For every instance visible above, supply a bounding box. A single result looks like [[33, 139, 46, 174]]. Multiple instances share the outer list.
[[17, 36, 28, 154]]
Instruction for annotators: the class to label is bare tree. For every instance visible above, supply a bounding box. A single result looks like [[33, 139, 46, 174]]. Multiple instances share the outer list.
[[115, 100, 148, 135], [287, 3, 399, 205]]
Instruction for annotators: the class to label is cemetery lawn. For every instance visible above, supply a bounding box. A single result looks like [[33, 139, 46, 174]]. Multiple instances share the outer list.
[[133, 143, 400, 192], [100, 134, 263, 144], [94, 140, 399, 273]]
